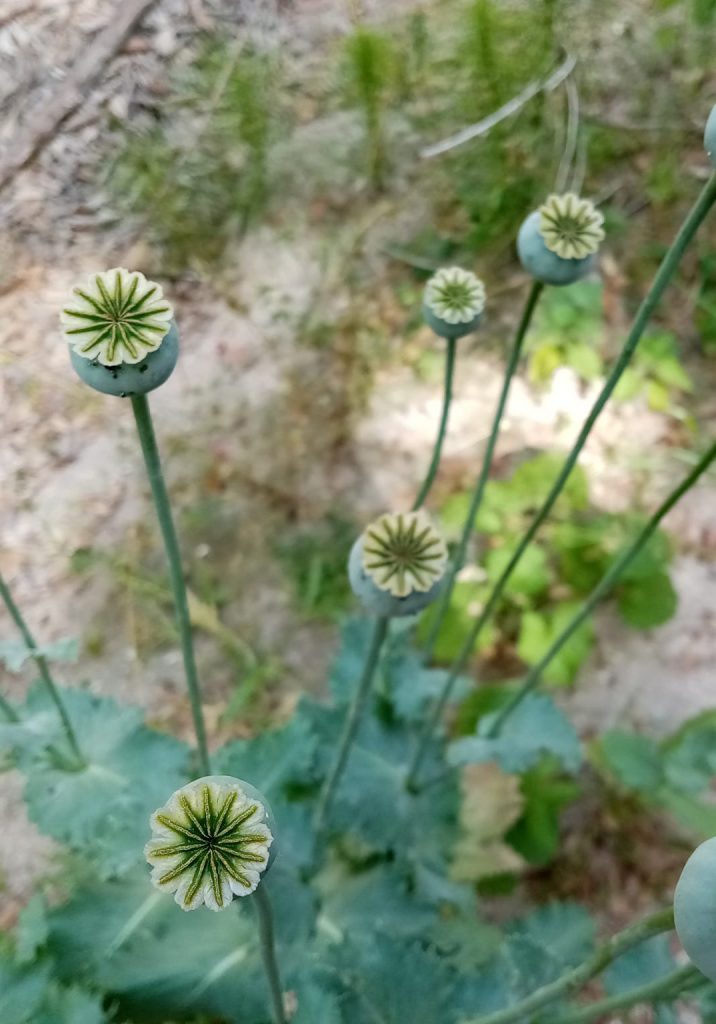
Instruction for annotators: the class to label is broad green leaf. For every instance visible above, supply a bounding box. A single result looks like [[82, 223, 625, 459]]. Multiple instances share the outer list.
[[0, 955, 51, 1024], [485, 543, 551, 598], [327, 934, 459, 1024], [507, 760, 581, 866], [613, 367, 644, 402], [663, 715, 716, 793], [383, 646, 470, 723], [16, 896, 49, 965], [509, 902, 595, 971], [449, 694, 582, 775], [593, 730, 664, 792], [603, 934, 676, 994], [0, 639, 78, 673], [517, 602, 594, 686], [566, 340, 603, 381], [49, 864, 315, 1024], [301, 697, 459, 858], [20, 687, 190, 878], [34, 984, 108, 1024], [417, 581, 496, 663], [328, 617, 377, 704], [617, 572, 677, 629], [316, 861, 437, 944], [213, 710, 319, 800]]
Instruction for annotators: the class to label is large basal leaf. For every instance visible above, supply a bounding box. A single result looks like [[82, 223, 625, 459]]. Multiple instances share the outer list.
[[508, 902, 595, 971], [301, 697, 459, 858], [15, 896, 49, 965], [315, 861, 438, 945], [328, 617, 378, 705], [19, 686, 190, 878], [0, 955, 52, 1024], [0, 638, 78, 673], [213, 711, 320, 800], [325, 934, 460, 1024], [382, 645, 471, 724], [448, 693, 582, 775], [49, 863, 316, 1024]]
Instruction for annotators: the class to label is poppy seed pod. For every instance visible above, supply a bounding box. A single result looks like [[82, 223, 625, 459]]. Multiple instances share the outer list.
[[422, 266, 486, 340], [517, 194, 604, 286], [61, 268, 178, 397], [145, 775, 276, 912], [348, 510, 448, 618], [705, 104, 716, 167], [674, 836, 716, 982]]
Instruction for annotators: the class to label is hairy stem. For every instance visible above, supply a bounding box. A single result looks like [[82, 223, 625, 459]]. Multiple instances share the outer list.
[[408, 172, 716, 789], [0, 572, 83, 764], [552, 963, 701, 1024], [131, 395, 211, 776], [314, 616, 389, 832], [420, 281, 543, 661], [488, 438, 716, 735], [252, 885, 287, 1024], [413, 337, 458, 510], [465, 907, 675, 1024]]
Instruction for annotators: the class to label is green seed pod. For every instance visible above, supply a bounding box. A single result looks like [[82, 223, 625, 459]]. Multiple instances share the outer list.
[[517, 194, 604, 286], [61, 267, 177, 396], [145, 775, 275, 912], [674, 836, 716, 981], [422, 266, 486, 340], [705, 105, 716, 168], [348, 510, 448, 618]]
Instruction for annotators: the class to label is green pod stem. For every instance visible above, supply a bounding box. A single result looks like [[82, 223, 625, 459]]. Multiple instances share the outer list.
[[407, 172, 716, 790], [313, 615, 389, 833], [551, 964, 701, 1024], [251, 885, 287, 1024], [413, 336, 458, 510], [486, 438, 716, 737], [130, 394, 211, 777], [420, 281, 544, 662], [463, 907, 675, 1024], [0, 572, 83, 766]]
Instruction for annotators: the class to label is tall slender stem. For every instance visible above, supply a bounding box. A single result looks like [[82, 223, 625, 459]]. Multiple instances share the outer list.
[[252, 885, 287, 1024], [314, 616, 389, 832], [408, 173, 716, 787], [421, 281, 543, 662], [552, 964, 701, 1024], [130, 395, 211, 777], [0, 572, 83, 763], [465, 907, 675, 1024], [488, 439, 716, 736], [413, 337, 458, 510]]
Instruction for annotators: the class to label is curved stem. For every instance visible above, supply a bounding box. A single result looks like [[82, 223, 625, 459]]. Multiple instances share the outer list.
[[413, 337, 458, 510], [0, 572, 83, 763], [131, 395, 211, 777], [487, 438, 716, 736], [420, 281, 544, 664], [408, 172, 716, 789], [313, 616, 389, 832], [252, 885, 287, 1024], [552, 964, 701, 1024], [465, 907, 675, 1024]]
